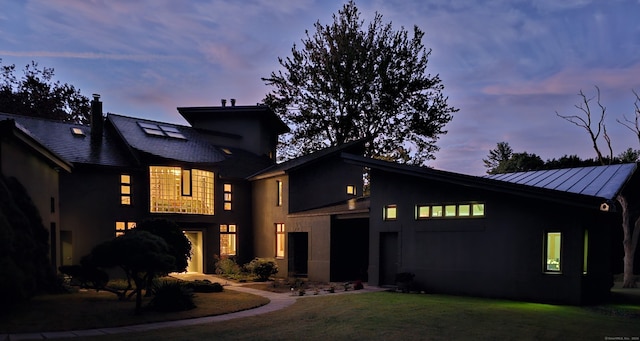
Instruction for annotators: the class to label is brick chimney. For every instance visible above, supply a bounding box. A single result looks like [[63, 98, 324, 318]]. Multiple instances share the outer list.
[[90, 94, 103, 146]]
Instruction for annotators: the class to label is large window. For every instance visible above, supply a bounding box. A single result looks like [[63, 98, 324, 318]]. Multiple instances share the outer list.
[[121, 174, 131, 205], [276, 223, 285, 258], [149, 166, 214, 215], [220, 224, 236, 256], [545, 232, 562, 272]]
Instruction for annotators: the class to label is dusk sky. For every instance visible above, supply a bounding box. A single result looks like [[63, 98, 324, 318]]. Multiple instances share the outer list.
[[2, 0, 640, 175]]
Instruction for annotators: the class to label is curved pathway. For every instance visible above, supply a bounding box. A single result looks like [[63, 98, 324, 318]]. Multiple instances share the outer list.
[[3, 276, 384, 340]]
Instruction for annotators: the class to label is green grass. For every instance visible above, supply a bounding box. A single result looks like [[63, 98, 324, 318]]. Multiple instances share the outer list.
[[52, 291, 640, 341]]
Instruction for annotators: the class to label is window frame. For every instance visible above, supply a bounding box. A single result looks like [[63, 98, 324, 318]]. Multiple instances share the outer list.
[[220, 224, 237, 256], [276, 223, 285, 258], [544, 231, 562, 273], [223, 183, 232, 211], [115, 221, 136, 237], [276, 180, 283, 207], [415, 202, 485, 220], [120, 174, 131, 205], [383, 204, 398, 221]]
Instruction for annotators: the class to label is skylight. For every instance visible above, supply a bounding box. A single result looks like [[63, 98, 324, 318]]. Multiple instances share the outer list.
[[70, 127, 85, 137], [138, 122, 186, 140]]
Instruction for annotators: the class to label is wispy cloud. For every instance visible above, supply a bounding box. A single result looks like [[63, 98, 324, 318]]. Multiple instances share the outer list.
[[0, 50, 185, 62]]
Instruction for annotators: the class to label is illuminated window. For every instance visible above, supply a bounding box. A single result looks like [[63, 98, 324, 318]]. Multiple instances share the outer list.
[[115, 221, 136, 237], [445, 205, 457, 217], [346, 185, 357, 195], [70, 127, 85, 136], [545, 232, 562, 272], [220, 224, 237, 256], [583, 230, 589, 274], [458, 204, 470, 217], [416, 205, 430, 219], [384, 205, 397, 220], [431, 205, 443, 217], [182, 170, 191, 196], [472, 203, 485, 217], [276, 223, 285, 258], [149, 166, 214, 215], [223, 183, 232, 211], [276, 180, 283, 206], [121, 174, 131, 205]]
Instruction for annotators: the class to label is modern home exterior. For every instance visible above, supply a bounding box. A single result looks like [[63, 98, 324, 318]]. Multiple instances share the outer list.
[[343, 154, 636, 304], [1, 96, 637, 304]]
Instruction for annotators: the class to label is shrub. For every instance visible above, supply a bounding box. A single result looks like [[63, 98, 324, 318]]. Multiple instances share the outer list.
[[149, 280, 195, 312], [246, 258, 278, 281], [353, 280, 364, 290], [186, 279, 224, 293], [215, 255, 241, 276]]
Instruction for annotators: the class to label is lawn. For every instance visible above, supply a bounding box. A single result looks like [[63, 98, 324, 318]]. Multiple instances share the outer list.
[[8, 289, 638, 341], [0, 288, 269, 334]]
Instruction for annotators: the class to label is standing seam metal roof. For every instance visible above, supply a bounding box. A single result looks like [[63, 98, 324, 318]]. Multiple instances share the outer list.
[[484, 163, 636, 200]]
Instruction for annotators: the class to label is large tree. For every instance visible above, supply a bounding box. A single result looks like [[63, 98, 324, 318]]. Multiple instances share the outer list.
[[0, 59, 90, 124], [263, 0, 457, 165]]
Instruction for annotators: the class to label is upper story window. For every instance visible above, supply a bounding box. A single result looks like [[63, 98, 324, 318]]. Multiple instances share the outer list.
[[416, 203, 485, 219], [346, 185, 357, 195], [276, 180, 283, 206], [149, 166, 214, 215], [121, 174, 131, 205], [223, 184, 232, 211], [383, 204, 397, 220]]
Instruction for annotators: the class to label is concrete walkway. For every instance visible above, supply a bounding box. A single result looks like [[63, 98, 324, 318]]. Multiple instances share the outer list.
[[3, 275, 385, 340]]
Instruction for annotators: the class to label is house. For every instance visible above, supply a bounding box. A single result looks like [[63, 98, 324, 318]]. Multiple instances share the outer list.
[[343, 154, 636, 304], [2, 95, 637, 304], [0, 119, 72, 271]]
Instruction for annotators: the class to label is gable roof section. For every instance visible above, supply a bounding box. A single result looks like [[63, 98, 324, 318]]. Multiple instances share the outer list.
[[107, 114, 226, 164], [248, 139, 367, 180], [0, 112, 130, 168], [484, 163, 636, 200], [342, 153, 636, 210], [0, 118, 72, 172]]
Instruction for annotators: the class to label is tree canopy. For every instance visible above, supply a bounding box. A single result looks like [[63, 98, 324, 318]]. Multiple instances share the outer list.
[[135, 219, 191, 273], [0, 59, 90, 124], [263, 0, 457, 165]]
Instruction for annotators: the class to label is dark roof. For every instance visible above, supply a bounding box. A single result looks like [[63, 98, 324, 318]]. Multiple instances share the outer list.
[[0, 112, 131, 168], [0, 119, 72, 172], [248, 139, 367, 180], [288, 197, 370, 218], [177, 105, 290, 135], [342, 154, 636, 210], [108, 114, 226, 164], [484, 164, 637, 200]]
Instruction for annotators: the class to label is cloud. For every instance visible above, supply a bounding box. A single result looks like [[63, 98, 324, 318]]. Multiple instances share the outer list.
[[0, 50, 184, 62]]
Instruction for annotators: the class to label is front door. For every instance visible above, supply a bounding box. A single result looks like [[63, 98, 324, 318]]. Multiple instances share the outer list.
[[185, 231, 203, 273], [379, 232, 398, 286]]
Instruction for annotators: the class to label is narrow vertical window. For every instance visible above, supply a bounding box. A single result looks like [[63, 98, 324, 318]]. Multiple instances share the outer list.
[[220, 224, 237, 256], [51, 197, 55, 213], [276, 180, 283, 206], [182, 169, 191, 196], [583, 230, 589, 274], [384, 205, 397, 220], [223, 183, 232, 211], [346, 185, 357, 195], [276, 223, 285, 258], [545, 232, 562, 272], [121, 174, 131, 205]]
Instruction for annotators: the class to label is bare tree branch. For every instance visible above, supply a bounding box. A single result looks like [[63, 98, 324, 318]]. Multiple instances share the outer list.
[[616, 89, 640, 145]]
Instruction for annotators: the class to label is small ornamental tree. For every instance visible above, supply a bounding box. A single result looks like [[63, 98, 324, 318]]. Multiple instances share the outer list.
[[89, 230, 175, 314], [247, 258, 279, 281]]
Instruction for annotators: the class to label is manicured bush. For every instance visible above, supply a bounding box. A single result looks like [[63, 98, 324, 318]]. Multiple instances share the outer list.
[[246, 258, 279, 281], [149, 280, 195, 312], [186, 279, 224, 293]]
